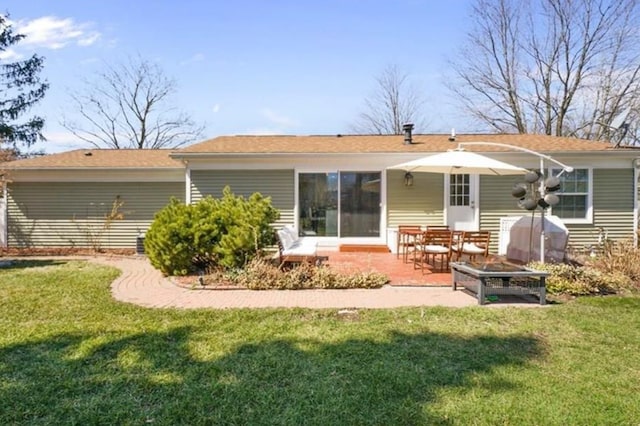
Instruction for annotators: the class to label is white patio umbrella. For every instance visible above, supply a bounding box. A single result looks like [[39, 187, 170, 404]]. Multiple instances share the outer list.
[[388, 149, 527, 175]]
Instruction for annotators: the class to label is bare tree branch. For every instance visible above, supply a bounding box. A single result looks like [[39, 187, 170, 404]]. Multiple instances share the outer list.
[[351, 64, 428, 134], [62, 56, 204, 149], [448, 0, 640, 143]]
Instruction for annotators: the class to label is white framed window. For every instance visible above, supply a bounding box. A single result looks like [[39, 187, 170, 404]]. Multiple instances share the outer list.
[[550, 167, 593, 224]]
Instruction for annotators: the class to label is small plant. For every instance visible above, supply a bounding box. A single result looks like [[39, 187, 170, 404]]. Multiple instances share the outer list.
[[72, 196, 125, 252]]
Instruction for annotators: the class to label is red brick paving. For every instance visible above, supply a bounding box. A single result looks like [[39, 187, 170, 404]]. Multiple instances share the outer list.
[[318, 250, 452, 287]]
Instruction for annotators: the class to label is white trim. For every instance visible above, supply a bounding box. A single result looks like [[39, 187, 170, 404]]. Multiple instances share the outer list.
[[185, 165, 192, 204], [7, 169, 184, 183]]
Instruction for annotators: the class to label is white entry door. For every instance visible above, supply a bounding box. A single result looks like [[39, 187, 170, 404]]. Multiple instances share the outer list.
[[446, 174, 479, 231]]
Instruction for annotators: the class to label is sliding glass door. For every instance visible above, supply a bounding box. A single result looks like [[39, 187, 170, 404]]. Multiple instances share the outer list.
[[298, 171, 381, 238]]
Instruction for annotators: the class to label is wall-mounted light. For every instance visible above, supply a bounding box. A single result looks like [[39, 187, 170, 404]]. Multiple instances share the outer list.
[[404, 171, 414, 187]]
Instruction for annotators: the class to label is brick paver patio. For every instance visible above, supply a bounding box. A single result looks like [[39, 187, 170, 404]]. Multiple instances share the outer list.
[[89, 252, 546, 309]]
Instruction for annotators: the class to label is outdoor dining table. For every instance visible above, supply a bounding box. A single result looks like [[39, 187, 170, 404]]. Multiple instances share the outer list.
[[397, 227, 424, 262]]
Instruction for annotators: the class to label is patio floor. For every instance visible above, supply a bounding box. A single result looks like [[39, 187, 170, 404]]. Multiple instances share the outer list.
[[317, 250, 453, 286]]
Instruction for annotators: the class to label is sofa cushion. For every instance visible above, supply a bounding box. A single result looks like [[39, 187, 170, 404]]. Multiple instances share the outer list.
[[277, 229, 295, 250]]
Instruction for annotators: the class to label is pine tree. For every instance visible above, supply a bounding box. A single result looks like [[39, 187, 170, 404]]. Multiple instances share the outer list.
[[0, 14, 48, 155]]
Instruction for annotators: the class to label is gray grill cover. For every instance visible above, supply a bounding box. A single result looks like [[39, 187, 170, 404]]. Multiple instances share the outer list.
[[506, 215, 569, 263]]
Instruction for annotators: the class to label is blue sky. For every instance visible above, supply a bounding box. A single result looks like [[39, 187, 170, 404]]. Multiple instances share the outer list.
[[3, 0, 475, 153]]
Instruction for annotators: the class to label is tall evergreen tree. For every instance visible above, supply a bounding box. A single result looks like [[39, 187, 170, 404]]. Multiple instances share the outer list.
[[0, 14, 48, 156]]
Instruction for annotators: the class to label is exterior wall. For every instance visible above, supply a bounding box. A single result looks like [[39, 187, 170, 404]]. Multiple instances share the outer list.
[[478, 175, 531, 253], [566, 168, 634, 250], [190, 169, 294, 227], [386, 170, 445, 227], [479, 169, 635, 253], [7, 182, 183, 248]]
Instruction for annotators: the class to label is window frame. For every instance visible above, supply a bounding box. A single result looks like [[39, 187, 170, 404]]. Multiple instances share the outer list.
[[549, 166, 593, 224]]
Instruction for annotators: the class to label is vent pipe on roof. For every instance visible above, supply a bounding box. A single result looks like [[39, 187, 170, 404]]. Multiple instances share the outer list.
[[448, 128, 456, 142], [402, 123, 414, 145]]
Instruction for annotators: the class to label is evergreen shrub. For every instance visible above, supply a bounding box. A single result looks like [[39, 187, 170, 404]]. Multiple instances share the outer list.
[[144, 187, 279, 275]]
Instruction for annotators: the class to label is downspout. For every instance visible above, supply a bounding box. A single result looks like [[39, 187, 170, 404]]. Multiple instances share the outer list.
[[184, 161, 192, 205], [0, 181, 6, 248], [633, 158, 640, 247]]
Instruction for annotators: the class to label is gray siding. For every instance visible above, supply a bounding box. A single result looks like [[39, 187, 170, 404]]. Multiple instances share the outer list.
[[479, 169, 635, 252], [190, 169, 294, 227], [387, 170, 445, 227], [8, 182, 183, 248], [479, 175, 531, 252], [567, 168, 634, 250]]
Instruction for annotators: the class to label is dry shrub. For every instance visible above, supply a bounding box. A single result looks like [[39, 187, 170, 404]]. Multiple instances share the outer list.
[[591, 239, 640, 285], [228, 257, 388, 290]]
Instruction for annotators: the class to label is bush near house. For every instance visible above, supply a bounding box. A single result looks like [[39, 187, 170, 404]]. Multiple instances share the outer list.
[[528, 239, 640, 296], [144, 187, 279, 276]]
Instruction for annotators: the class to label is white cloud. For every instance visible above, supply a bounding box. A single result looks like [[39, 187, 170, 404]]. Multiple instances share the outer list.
[[212, 104, 221, 113], [0, 48, 22, 60], [15, 16, 101, 50], [260, 108, 297, 127], [191, 53, 205, 62], [36, 130, 89, 153], [180, 53, 205, 66]]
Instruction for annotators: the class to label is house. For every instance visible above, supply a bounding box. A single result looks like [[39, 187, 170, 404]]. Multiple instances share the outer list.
[[1, 132, 639, 255]]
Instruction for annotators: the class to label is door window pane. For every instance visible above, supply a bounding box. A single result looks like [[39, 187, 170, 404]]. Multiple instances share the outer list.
[[449, 174, 470, 206], [298, 173, 338, 236], [340, 172, 381, 237]]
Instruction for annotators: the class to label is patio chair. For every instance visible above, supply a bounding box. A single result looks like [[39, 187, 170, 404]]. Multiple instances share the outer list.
[[452, 230, 491, 262], [397, 225, 422, 262], [426, 225, 450, 231], [414, 229, 453, 273]]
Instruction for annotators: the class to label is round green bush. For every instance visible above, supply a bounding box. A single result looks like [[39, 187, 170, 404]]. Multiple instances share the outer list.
[[144, 187, 279, 276]]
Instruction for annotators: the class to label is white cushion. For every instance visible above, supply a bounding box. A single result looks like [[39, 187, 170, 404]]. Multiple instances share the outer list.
[[277, 229, 295, 250], [461, 243, 485, 254], [423, 244, 450, 254]]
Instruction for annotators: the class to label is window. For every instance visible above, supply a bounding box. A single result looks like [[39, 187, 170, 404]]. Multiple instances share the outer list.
[[298, 173, 338, 237], [340, 172, 381, 237], [551, 168, 592, 222], [298, 171, 381, 237], [449, 174, 470, 206]]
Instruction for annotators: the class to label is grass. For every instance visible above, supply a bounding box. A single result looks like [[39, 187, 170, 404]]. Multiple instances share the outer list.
[[1, 260, 640, 425]]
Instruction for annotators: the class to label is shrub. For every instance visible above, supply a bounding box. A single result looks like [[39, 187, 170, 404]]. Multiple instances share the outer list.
[[144, 198, 196, 276], [144, 187, 279, 276], [527, 261, 633, 296], [590, 239, 640, 286], [232, 257, 389, 290]]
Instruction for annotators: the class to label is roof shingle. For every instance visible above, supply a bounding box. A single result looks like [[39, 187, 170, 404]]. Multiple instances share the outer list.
[[1, 133, 633, 170], [175, 133, 619, 155], [1, 149, 182, 169]]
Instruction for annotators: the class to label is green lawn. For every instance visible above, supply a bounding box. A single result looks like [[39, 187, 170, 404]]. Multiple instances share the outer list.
[[1, 260, 639, 425]]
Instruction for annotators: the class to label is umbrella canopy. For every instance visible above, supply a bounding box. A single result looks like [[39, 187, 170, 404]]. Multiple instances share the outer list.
[[388, 150, 527, 175]]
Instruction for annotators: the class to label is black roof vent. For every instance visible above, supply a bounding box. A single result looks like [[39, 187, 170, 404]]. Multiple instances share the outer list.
[[402, 123, 414, 145]]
